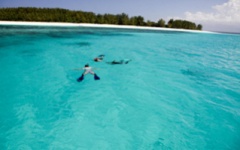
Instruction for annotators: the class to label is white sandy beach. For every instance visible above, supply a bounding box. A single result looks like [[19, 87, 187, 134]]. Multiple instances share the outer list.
[[0, 21, 215, 34]]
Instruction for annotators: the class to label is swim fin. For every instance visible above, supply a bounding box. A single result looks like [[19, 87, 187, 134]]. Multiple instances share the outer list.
[[94, 74, 100, 80], [77, 74, 84, 82]]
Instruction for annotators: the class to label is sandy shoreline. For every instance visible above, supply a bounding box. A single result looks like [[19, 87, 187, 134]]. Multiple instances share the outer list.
[[0, 21, 216, 34]]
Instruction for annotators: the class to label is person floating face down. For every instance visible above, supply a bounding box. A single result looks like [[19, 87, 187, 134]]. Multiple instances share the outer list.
[[94, 55, 105, 62], [77, 64, 100, 82], [107, 59, 132, 65]]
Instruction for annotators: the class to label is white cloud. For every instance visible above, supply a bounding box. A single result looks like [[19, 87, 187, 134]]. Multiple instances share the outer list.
[[182, 0, 240, 32]]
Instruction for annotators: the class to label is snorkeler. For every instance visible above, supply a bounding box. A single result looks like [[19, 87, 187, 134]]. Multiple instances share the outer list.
[[76, 64, 100, 82], [106, 59, 132, 65], [93, 54, 105, 62]]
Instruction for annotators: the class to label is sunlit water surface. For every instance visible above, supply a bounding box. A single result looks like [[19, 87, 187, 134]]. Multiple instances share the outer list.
[[0, 25, 240, 149]]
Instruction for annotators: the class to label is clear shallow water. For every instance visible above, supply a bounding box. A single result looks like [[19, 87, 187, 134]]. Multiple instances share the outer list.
[[0, 25, 240, 149]]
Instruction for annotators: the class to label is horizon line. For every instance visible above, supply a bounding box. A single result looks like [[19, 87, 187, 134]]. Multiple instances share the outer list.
[[0, 21, 218, 34]]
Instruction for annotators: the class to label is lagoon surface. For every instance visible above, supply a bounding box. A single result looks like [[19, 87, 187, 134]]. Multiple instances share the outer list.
[[0, 25, 240, 149]]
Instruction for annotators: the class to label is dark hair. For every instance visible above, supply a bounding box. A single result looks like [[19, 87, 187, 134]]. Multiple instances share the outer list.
[[85, 64, 89, 67]]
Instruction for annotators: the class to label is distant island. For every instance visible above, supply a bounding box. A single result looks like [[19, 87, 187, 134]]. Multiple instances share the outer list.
[[0, 7, 202, 30]]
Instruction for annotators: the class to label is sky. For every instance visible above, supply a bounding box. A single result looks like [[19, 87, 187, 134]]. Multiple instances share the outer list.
[[0, 0, 240, 32]]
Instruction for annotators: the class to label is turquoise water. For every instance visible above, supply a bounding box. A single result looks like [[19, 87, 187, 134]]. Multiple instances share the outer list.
[[0, 25, 240, 149]]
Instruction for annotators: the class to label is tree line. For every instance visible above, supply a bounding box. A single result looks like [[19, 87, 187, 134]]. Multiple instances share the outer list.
[[0, 7, 202, 30]]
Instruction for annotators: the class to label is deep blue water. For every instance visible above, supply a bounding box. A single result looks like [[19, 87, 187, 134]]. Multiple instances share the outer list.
[[0, 25, 240, 149]]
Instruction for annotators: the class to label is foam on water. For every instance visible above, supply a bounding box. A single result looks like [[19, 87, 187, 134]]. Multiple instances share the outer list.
[[0, 25, 240, 149]]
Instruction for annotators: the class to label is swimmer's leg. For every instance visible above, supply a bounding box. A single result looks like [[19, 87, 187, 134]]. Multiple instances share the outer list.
[[89, 70, 95, 75], [83, 70, 91, 75], [94, 74, 100, 80], [77, 74, 84, 82], [88, 70, 100, 80]]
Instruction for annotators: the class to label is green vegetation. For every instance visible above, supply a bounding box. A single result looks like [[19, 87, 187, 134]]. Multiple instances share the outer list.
[[0, 7, 202, 30]]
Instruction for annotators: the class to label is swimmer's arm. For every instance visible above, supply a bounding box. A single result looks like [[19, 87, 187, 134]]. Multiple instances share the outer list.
[[73, 68, 84, 70]]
